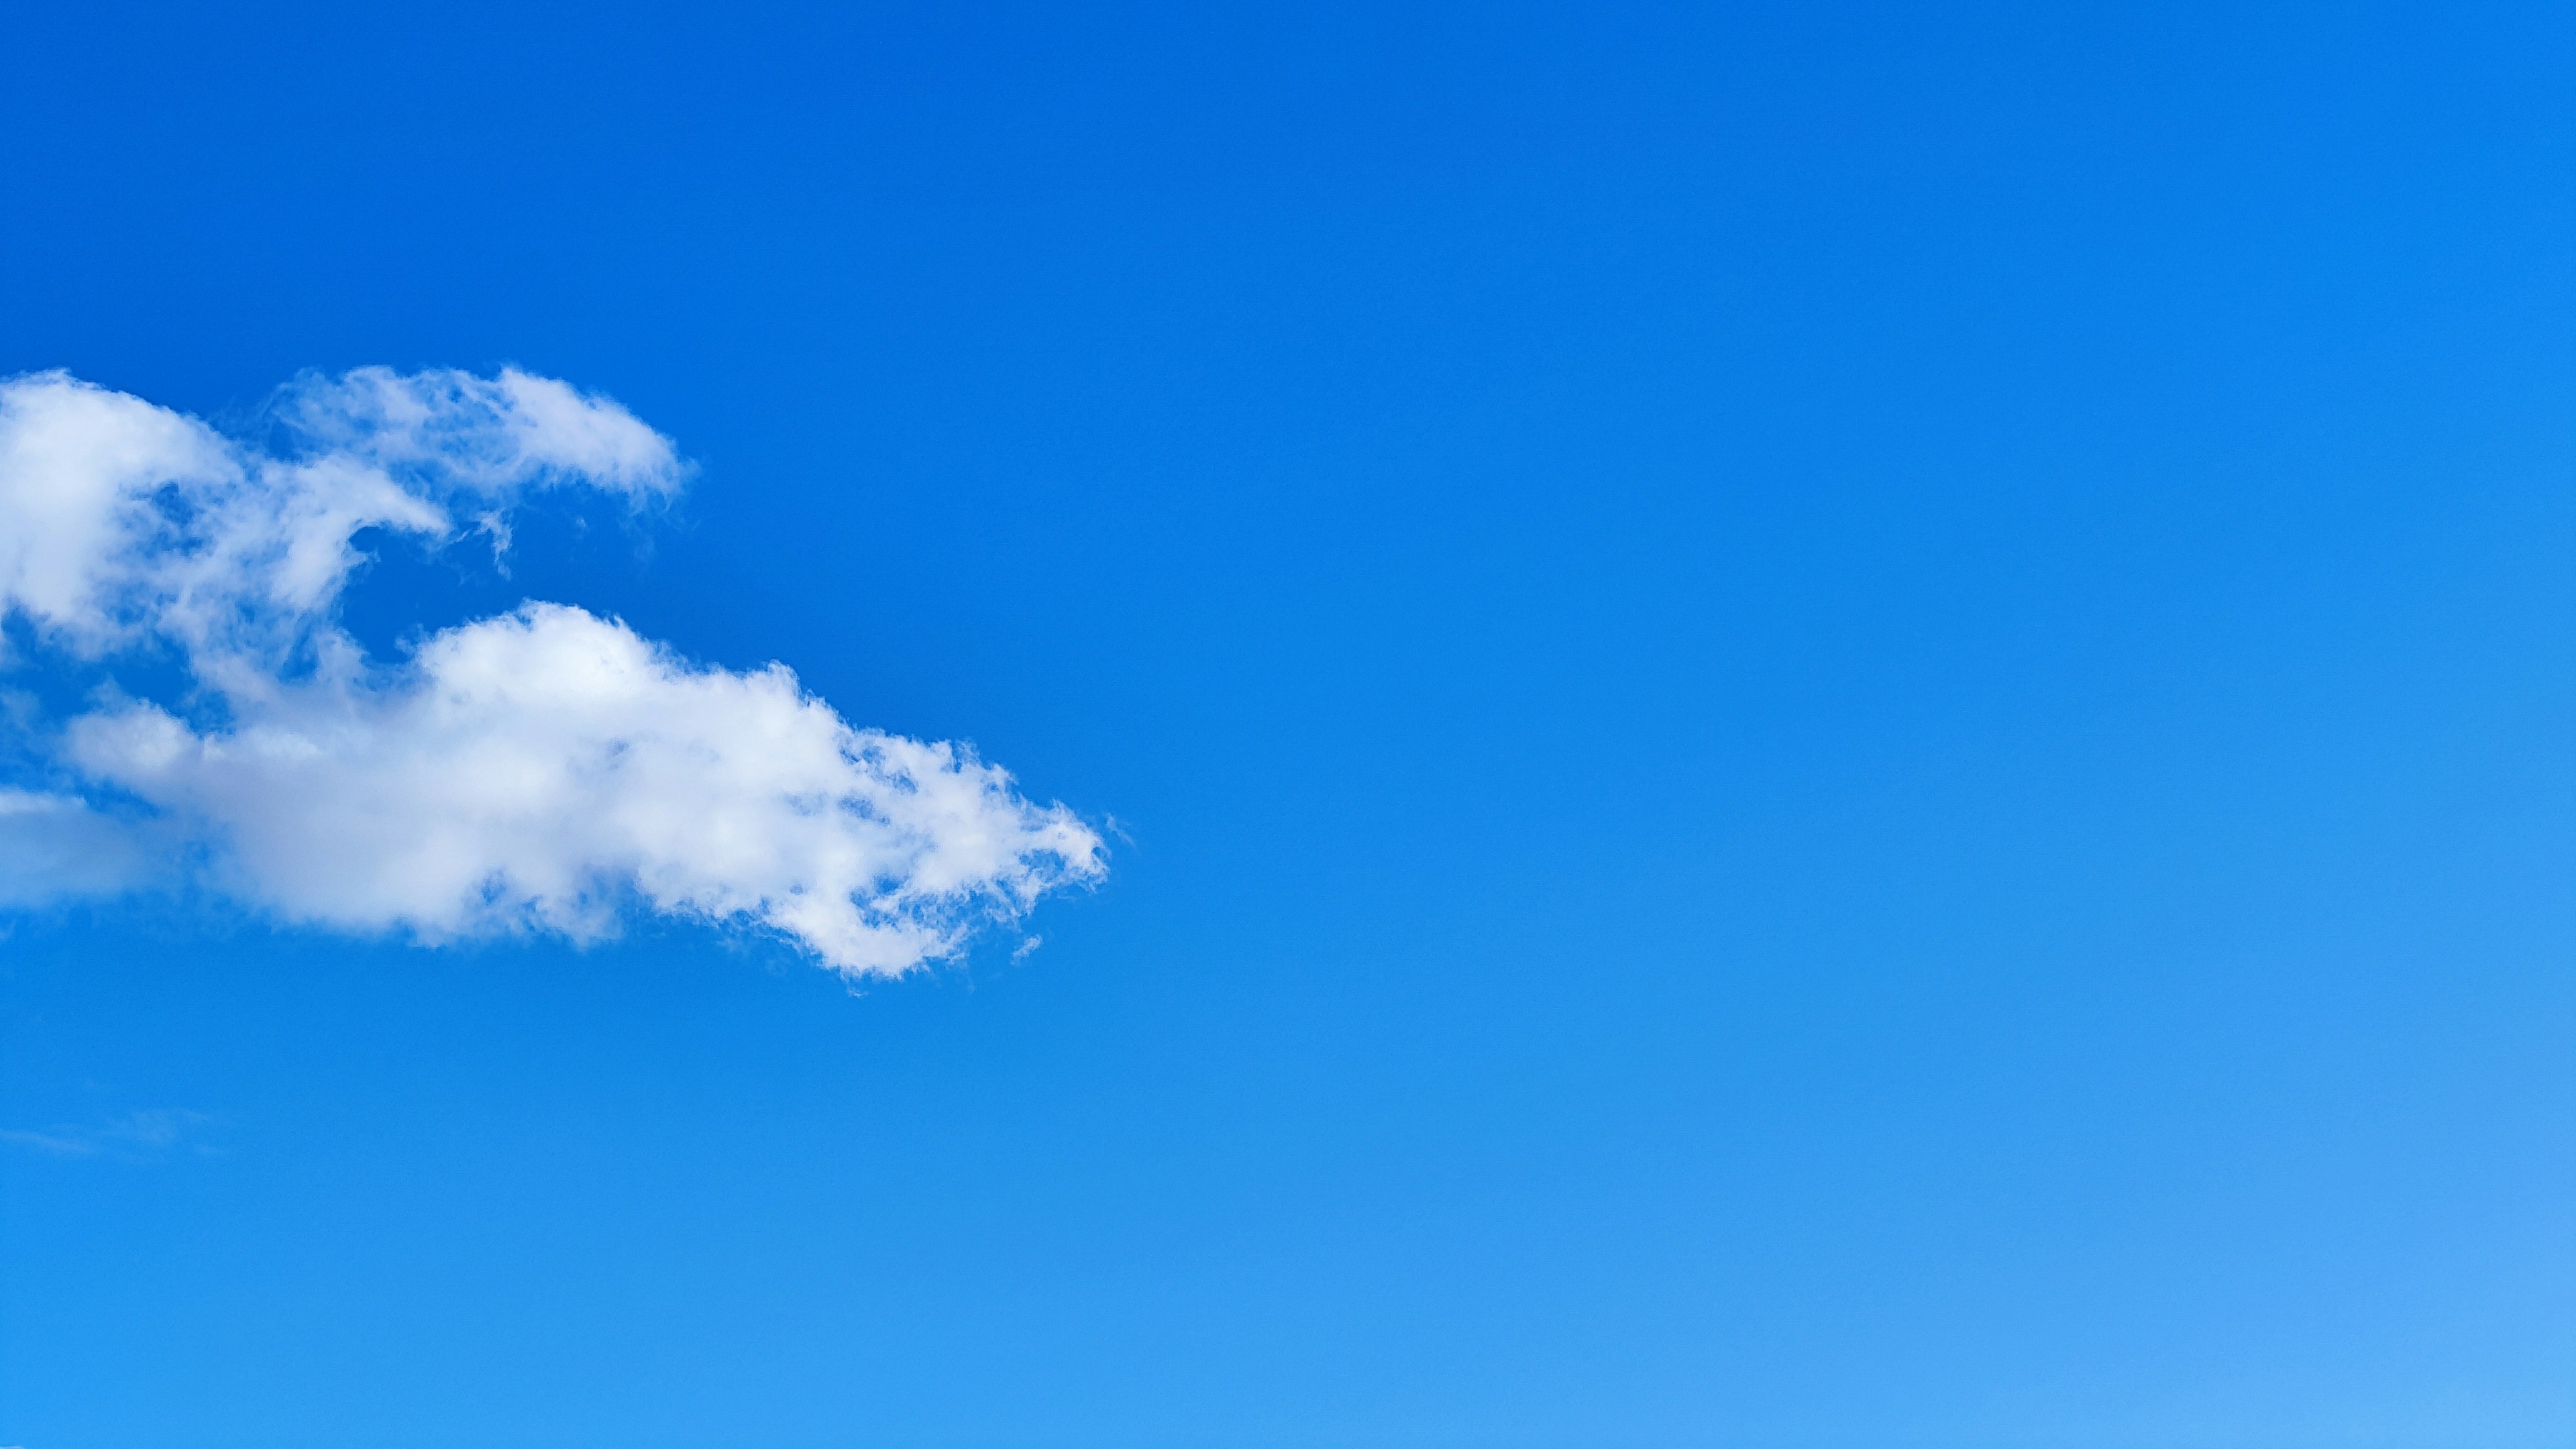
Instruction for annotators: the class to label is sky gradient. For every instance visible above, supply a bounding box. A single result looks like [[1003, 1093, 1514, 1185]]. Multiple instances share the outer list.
[[2, 3, 2571, 1446]]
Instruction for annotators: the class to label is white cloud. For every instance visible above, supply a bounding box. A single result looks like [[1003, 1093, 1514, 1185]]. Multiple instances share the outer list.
[[0, 367, 684, 659], [0, 368, 1101, 977], [276, 366, 689, 502]]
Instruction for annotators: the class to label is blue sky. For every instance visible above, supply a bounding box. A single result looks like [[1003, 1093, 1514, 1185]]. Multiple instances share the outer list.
[[1, 3, 2570, 1446]]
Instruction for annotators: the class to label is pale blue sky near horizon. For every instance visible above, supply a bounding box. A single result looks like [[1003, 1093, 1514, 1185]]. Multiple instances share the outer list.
[[1, 3, 2571, 1446]]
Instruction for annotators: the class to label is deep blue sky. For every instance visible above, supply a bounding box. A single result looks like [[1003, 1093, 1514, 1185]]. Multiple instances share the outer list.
[[3, 3, 2571, 1446]]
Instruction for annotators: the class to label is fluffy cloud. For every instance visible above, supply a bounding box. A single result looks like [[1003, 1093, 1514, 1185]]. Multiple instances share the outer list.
[[0, 369, 1100, 977], [0, 368, 680, 657]]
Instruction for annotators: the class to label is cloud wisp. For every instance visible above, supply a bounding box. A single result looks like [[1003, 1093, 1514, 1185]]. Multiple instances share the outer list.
[[0, 1108, 216, 1159], [0, 368, 1102, 977]]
